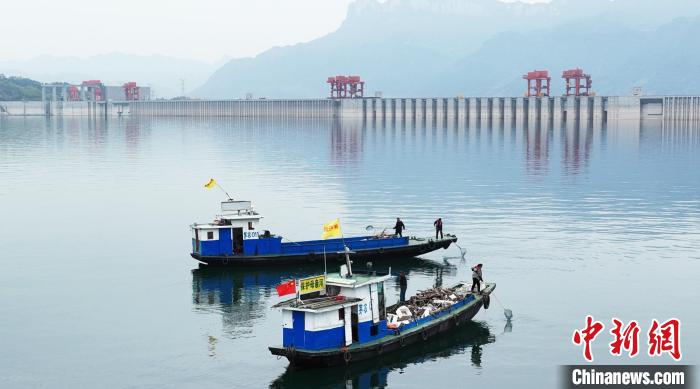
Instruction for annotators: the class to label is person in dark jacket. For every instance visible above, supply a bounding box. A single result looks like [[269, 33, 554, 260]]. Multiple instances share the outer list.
[[394, 218, 406, 237], [434, 217, 443, 239], [398, 271, 408, 302], [471, 263, 483, 293]]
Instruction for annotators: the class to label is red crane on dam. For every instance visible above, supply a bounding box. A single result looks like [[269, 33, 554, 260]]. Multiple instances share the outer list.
[[523, 70, 551, 97], [81, 80, 104, 101], [67, 86, 80, 101], [327, 75, 364, 99], [562, 68, 592, 96], [123, 82, 141, 101]]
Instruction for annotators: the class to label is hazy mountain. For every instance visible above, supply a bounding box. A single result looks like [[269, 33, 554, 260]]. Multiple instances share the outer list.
[[0, 53, 220, 98], [435, 15, 700, 96], [194, 0, 700, 98]]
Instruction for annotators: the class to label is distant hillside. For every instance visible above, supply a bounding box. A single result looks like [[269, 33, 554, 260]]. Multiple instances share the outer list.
[[0, 75, 42, 101], [0, 53, 221, 98], [194, 0, 700, 98]]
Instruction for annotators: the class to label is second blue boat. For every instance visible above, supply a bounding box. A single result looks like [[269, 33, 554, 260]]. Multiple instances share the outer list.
[[190, 199, 458, 266]]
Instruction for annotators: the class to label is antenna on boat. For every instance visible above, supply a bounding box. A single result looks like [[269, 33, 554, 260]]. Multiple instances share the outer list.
[[342, 245, 354, 277], [323, 246, 327, 276]]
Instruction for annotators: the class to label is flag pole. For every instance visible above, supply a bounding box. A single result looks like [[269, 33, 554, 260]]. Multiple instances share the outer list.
[[216, 183, 233, 201], [323, 245, 327, 276]]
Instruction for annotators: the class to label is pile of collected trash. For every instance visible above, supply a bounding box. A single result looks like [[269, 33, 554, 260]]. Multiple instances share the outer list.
[[387, 285, 468, 329]]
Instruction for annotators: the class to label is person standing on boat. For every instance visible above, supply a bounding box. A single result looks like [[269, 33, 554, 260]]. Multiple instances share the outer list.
[[394, 218, 406, 237], [471, 264, 483, 293], [398, 271, 408, 302], [434, 217, 443, 239]]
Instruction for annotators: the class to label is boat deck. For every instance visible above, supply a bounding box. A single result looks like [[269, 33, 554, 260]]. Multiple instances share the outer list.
[[273, 295, 362, 310]]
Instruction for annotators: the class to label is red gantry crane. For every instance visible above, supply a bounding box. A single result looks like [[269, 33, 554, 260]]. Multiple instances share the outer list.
[[67, 86, 80, 101], [327, 75, 365, 99], [562, 68, 592, 96], [81, 80, 104, 101], [523, 70, 551, 97], [122, 82, 141, 101]]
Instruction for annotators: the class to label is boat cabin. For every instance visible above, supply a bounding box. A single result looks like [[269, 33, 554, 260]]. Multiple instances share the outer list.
[[191, 200, 279, 256], [191, 199, 412, 260], [274, 267, 392, 350]]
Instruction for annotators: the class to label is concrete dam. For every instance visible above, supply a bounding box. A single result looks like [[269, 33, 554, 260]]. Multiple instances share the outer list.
[[1, 96, 699, 124]]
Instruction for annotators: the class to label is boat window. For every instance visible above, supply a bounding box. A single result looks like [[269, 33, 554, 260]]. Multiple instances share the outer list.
[[338, 308, 344, 321], [248, 222, 253, 230], [207, 231, 214, 240], [327, 285, 341, 297]]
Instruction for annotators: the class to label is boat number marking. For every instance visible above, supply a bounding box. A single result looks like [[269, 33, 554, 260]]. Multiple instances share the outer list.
[[243, 231, 259, 240]]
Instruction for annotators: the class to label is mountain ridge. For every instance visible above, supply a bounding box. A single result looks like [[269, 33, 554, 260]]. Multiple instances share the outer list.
[[194, 0, 700, 98]]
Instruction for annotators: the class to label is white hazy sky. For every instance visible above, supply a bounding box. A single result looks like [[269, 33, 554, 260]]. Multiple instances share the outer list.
[[1, 0, 548, 63]]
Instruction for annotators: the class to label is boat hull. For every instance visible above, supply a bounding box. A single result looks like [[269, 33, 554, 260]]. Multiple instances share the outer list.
[[191, 236, 457, 266], [269, 284, 493, 368]]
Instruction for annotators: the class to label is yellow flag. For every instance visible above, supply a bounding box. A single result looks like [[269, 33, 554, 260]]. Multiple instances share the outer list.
[[322, 218, 342, 240], [204, 178, 217, 189]]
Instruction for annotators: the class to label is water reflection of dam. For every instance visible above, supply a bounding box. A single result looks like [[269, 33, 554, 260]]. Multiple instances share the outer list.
[[270, 320, 496, 389]]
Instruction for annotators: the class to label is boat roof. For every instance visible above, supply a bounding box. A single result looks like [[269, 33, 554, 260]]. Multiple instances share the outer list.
[[273, 295, 362, 313], [326, 271, 392, 289]]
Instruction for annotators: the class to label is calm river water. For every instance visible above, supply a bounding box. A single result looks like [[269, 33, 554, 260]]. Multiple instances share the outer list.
[[0, 115, 698, 388]]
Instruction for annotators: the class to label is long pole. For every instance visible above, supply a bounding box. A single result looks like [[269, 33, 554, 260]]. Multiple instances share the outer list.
[[216, 183, 233, 200], [323, 245, 327, 276]]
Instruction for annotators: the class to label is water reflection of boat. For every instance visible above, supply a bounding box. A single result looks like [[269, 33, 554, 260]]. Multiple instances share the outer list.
[[270, 320, 495, 389], [191, 258, 451, 334]]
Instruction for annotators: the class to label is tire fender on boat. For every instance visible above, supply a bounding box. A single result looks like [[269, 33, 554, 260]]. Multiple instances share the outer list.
[[483, 295, 490, 310], [454, 315, 461, 327], [376, 343, 384, 355], [421, 328, 429, 341], [342, 348, 351, 364], [223, 257, 229, 265]]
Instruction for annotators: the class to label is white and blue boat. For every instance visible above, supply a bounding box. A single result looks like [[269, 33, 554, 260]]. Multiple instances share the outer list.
[[268, 254, 494, 367], [190, 199, 458, 266]]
